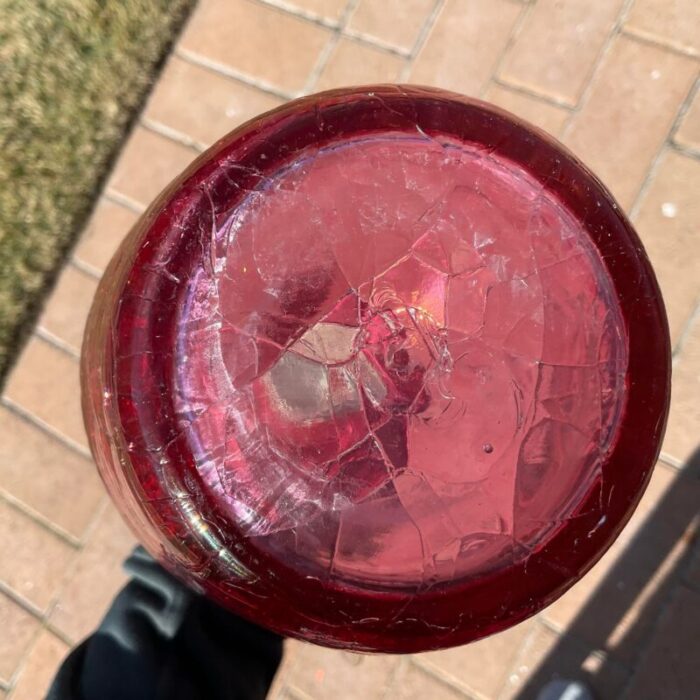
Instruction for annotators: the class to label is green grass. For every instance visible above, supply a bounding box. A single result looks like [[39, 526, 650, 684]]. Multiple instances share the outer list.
[[0, 0, 194, 384]]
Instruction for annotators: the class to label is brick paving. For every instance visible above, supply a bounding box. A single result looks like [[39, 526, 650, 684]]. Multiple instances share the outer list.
[[1, 1, 698, 698]]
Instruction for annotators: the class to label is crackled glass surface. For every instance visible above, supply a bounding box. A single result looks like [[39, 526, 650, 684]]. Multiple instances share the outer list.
[[82, 86, 671, 653], [178, 135, 626, 586]]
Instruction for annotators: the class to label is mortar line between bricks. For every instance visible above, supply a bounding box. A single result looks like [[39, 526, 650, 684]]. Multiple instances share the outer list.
[[70, 256, 103, 281], [102, 188, 147, 214], [44, 620, 76, 648], [499, 619, 565, 700], [129, 120, 201, 157], [620, 26, 700, 60], [670, 75, 700, 143], [174, 47, 296, 100], [659, 451, 684, 470], [398, 0, 445, 81], [628, 77, 699, 223], [252, 0, 341, 30], [42, 537, 121, 650], [0, 579, 46, 622], [102, 189, 146, 214], [626, 147, 667, 223], [140, 117, 207, 153], [410, 656, 480, 699], [284, 682, 314, 700], [537, 613, 565, 636], [179, 20, 414, 80], [27, 329, 79, 362], [0, 397, 92, 460], [164, 49, 292, 100], [3, 624, 66, 696], [41, 498, 113, 646], [33, 328, 80, 360], [490, 76, 576, 110], [669, 138, 700, 161], [75, 496, 111, 549], [483, 0, 534, 101], [560, 0, 638, 139], [586, 646, 625, 668], [0, 396, 82, 456], [301, 29, 342, 95], [65, 257, 93, 277], [302, 0, 361, 95], [65, 256, 101, 282], [335, 29, 413, 58], [0, 491, 82, 549], [412, 0, 445, 58], [341, 26, 413, 58], [379, 656, 409, 700], [672, 300, 700, 364], [3, 618, 57, 696]]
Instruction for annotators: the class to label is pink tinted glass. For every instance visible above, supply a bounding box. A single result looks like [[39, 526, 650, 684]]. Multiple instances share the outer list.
[[82, 86, 670, 652]]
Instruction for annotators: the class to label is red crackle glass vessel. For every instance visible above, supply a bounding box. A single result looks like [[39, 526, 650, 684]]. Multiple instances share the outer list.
[[82, 85, 670, 653]]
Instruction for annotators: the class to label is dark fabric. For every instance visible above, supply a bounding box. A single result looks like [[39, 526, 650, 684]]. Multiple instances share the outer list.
[[48, 547, 283, 700]]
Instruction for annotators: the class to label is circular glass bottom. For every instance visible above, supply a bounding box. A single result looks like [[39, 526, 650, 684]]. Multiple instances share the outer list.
[[176, 134, 626, 589]]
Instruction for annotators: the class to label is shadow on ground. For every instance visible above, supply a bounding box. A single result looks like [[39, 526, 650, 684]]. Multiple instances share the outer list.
[[516, 446, 700, 700]]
